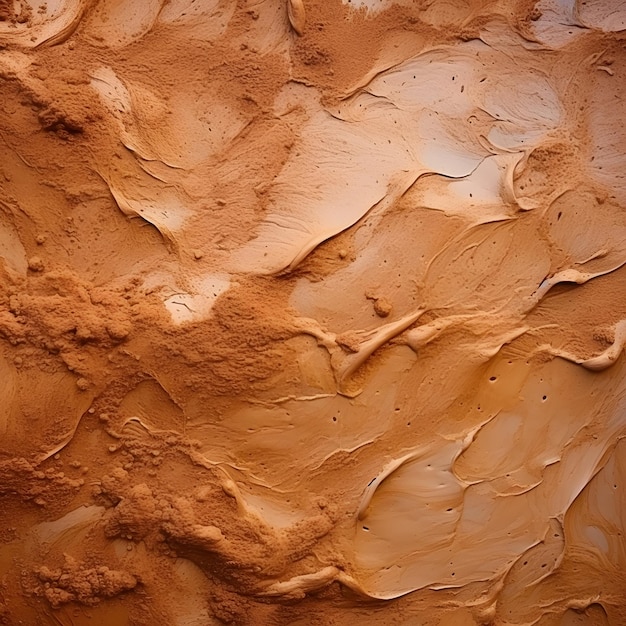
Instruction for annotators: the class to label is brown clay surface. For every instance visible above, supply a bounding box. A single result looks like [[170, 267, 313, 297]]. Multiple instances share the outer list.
[[1, 0, 626, 624]]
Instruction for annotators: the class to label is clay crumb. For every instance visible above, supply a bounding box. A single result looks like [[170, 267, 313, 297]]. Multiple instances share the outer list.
[[336, 331, 361, 353], [28, 257, 45, 272], [374, 298, 392, 318], [365, 290, 393, 317], [35, 556, 138, 608]]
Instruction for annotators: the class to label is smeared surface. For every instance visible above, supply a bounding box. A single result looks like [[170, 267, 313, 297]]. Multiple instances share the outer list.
[[1, 0, 625, 624]]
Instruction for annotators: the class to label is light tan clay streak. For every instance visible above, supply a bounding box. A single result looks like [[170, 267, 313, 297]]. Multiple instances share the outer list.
[[336, 309, 426, 386], [549, 319, 626, 371], [529, 263, 626, 305], [356, 450, 424, 521]]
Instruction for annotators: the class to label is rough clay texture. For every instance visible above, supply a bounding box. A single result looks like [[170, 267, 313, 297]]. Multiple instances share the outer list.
[[0, 0, 626, 624]]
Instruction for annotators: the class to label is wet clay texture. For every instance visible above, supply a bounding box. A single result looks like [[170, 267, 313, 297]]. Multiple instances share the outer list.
[[1, 0, 626, 624]]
